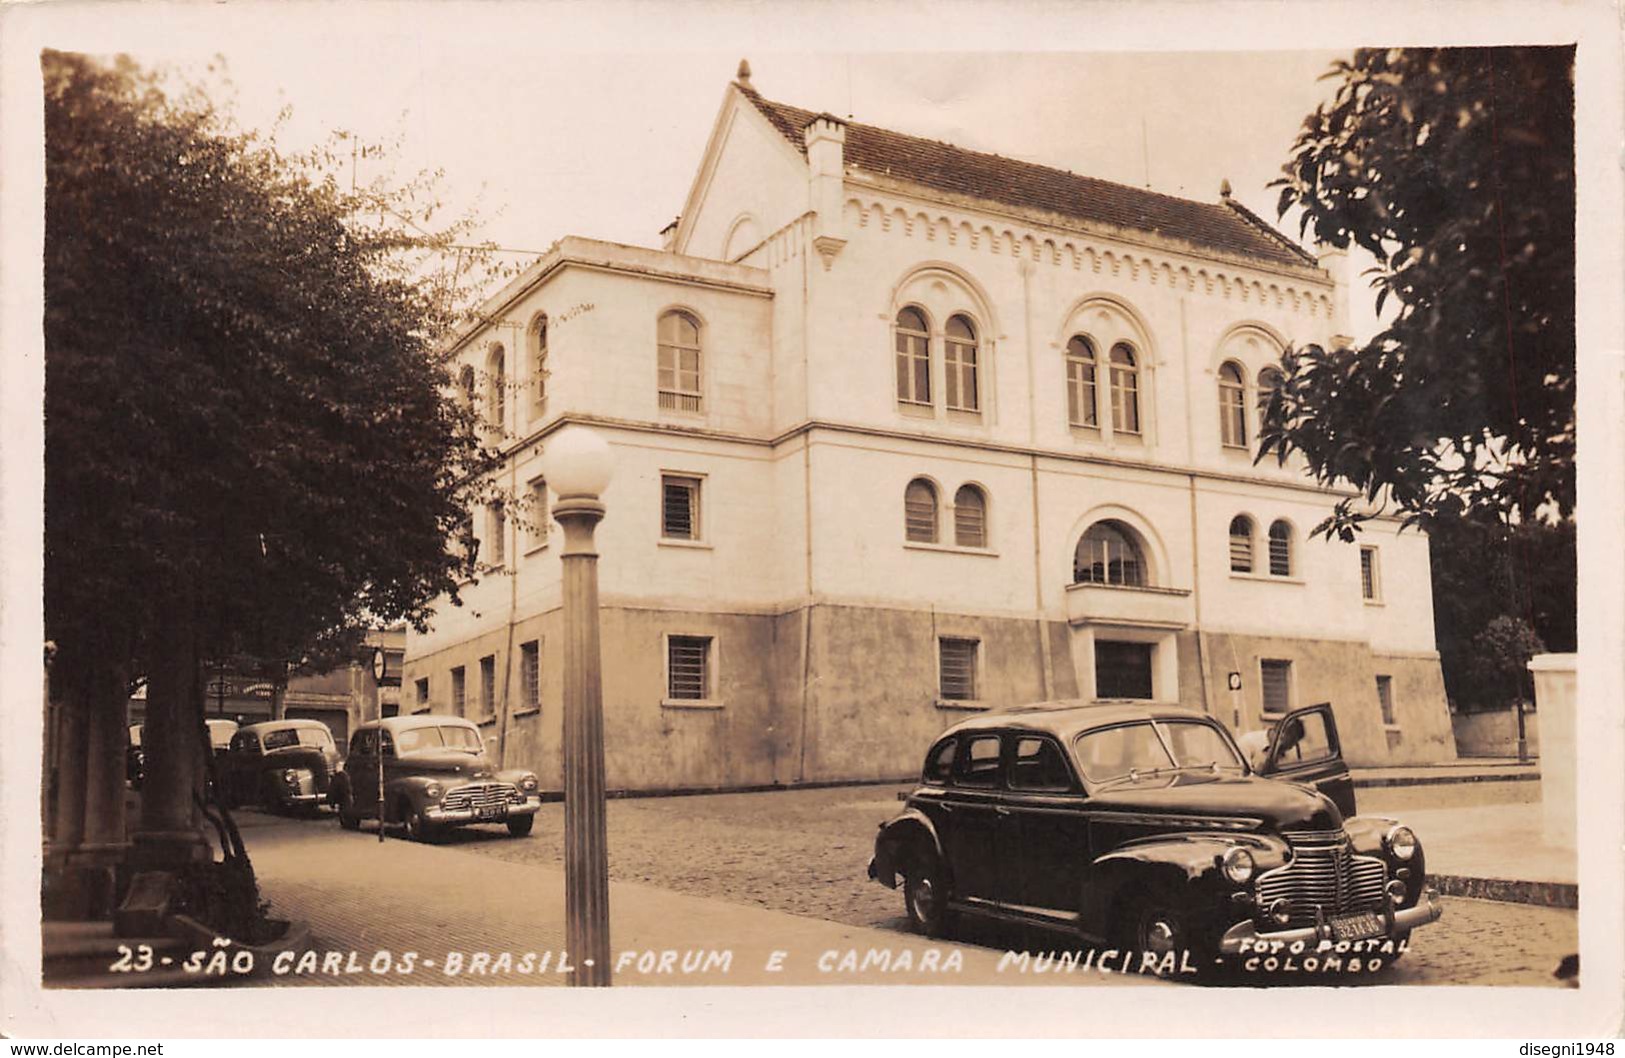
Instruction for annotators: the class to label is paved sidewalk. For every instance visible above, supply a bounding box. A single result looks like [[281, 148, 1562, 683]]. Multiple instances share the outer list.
[[1352, 757, 1539, 788], [246, 825, 1168, 988]]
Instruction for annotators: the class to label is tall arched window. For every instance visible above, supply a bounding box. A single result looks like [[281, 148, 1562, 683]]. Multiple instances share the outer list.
[[895, 307, 931, 405], [904, 478, 938, 543], [1257, 366, 1284, 436], [1109, 343, 1141, 435], [658, 311, 702, 412], [529, 314, 549, 412], [458, 364, 476, 411], [954, 485, 987, 548], [1219, 361, 1247, 448], [1074, 520, 1146, 587], [1229, 515, 1255, 573], [485, 344, 506, 431], [1066, 335, 1098, 427], [1268, 520, 1293, 577], [944, 314, 980, 412]]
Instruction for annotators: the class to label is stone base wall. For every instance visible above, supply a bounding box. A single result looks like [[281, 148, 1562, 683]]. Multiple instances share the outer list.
[[405, 603, 1455, 791], [1452, 706, 1540, 758]]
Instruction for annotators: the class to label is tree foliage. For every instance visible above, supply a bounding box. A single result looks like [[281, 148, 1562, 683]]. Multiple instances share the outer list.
[[1260, 47, 1574, 538], [1428, 515, 1574, 710], [44, 50, 501, 685]]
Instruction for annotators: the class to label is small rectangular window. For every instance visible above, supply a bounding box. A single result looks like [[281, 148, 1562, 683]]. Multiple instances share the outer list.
[[662, 475, 701, 540], [527, 477, 549, 549], [1261, 659, 1292, 716], [1376, 675, 1396, 726], [487, 502, 506, 566], [415, 677, 429, 708], [451, 666, 466, 717], [938, 637, 979, 700], [667, 635, 711, 700], [521, 640, 541, 712], [479, 655, 496, 718], [1360, 546, 1381, 601]]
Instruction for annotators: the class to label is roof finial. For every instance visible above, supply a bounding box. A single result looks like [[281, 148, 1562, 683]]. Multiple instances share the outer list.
[[737, 58, 752, 86], [1219, 178, 1233, 200]]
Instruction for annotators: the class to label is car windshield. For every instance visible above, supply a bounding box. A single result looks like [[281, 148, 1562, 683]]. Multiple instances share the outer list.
[[394, 724, 483, 755], [262, 728, 334, 752], [1072, 722, 1175, 784], [1158, 720, 1244, 772]]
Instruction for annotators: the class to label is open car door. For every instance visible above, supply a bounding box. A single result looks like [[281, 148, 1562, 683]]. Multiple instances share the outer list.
[[1258, 702, 1356, 818]]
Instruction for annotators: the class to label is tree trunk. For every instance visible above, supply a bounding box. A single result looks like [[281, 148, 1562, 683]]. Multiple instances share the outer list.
[[130, 571, 207, 870]]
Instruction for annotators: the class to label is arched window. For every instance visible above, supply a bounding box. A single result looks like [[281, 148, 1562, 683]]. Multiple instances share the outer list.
[[1229, 515, 1255, 573], [1074, 520, 1146, 587], [658, 311, 702, 412], [954, 485, 987, 548], [1066, 335, 1098, 427], [904, 479, 938, 543], [1109, 343, 1141, 435], [485, 345, 506, 431], [944, 315, 980, 412], [1219, 361, 1247, 448], [1257, 366, 1284, 436], [529, 314, 549, 411], [458, 363, 477, 414], [895, 307, 931, 405], [1268, 520, 1293, 577]]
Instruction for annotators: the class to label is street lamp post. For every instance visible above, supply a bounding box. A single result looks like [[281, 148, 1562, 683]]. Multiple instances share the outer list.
[[545, 427, 615, 987]]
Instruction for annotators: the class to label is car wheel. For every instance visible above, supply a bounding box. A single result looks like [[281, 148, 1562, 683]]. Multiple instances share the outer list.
[[902, 851, 953, 938], [402, 803, 437, 843], [1119, 884, 1210, 969], [337, 788, 361, 831], [506, 815, 535, 838]]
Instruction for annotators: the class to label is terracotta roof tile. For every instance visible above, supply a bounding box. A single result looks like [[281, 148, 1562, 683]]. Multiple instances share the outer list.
[[738, 83, 1316, 270]]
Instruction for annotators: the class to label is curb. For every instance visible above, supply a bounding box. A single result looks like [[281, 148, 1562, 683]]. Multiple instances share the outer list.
[[1353, 772, 1539, 789], [536, 775, 916, 803], [1433, 873, 1577, 909]]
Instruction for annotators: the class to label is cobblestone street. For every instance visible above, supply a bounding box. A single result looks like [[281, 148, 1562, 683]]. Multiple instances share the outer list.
[[426, 782, 1579, 986]]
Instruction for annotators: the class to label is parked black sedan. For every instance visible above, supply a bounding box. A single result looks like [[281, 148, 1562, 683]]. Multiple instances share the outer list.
[[869, 701, 1441, 968]]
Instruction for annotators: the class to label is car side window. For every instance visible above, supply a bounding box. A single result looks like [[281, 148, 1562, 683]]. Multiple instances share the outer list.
[[923, 738, 955, 784], [1273, 711, 1334, 765], [379, 731, 396, 759], [1009, 737, 1073, 792], [953, 734, 1003, 788], [351, 731, 373, 757]]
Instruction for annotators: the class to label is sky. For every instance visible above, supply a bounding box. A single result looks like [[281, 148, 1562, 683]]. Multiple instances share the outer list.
[[119, 37, 1365, 327]]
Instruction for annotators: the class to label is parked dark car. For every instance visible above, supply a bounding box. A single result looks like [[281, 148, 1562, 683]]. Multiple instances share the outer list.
[[869, 701, 1441, 965], [329, 716, 543, 841], [127, 719, 238, 789], [219, 719, 341, 813]]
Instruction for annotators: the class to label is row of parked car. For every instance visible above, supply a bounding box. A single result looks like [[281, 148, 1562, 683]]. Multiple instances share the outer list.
[[126, 715, 543, 843]]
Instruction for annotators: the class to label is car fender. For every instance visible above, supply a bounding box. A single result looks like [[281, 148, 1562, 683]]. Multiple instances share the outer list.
[[1079, 833, 1279, 940], [871, 809, 946, 889], [495, 767, 538, 787], [383, 775, 442, 814], [1343, 815, 1398, 856]]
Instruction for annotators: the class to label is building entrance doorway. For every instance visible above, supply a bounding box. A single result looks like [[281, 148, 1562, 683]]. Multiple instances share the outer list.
[[1095, 640, 1154, 699]]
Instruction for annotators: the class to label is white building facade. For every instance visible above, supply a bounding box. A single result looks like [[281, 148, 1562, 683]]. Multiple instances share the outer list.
[[404, 68, 1455, 791]]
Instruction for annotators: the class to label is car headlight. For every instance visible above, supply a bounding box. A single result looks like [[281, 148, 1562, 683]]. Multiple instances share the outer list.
[[282, 768, 300, 784], [424, 782, 443, 800], [1384, 824, 1418, 861], [520, 775, 539, 792], [1221, 845, 1255, 885]]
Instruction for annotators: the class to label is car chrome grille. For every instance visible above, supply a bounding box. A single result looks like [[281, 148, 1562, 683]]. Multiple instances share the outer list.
[[442, 782, 518, 813], [1256, 830, 1388, 924]]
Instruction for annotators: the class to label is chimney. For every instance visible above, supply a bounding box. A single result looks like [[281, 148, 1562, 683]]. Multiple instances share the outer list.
[[804, 114, 847, 269]]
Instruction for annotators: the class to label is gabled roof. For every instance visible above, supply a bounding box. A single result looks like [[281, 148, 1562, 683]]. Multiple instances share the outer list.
[[735, 81, 1317, 271]]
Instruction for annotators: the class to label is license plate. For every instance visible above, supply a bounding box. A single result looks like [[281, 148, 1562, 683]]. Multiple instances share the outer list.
[[476, 804, 505, 821], [1329, 910, 1384, 941]]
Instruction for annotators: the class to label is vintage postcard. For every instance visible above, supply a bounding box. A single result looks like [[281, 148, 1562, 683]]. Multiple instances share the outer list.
[[2, 0, 1621, 1039]]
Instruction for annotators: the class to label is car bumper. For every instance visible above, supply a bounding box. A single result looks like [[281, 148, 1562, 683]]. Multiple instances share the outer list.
[[278, 792, 326, 805], [1217, 887, 1443, 956], [425, 796, 543, 825]]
